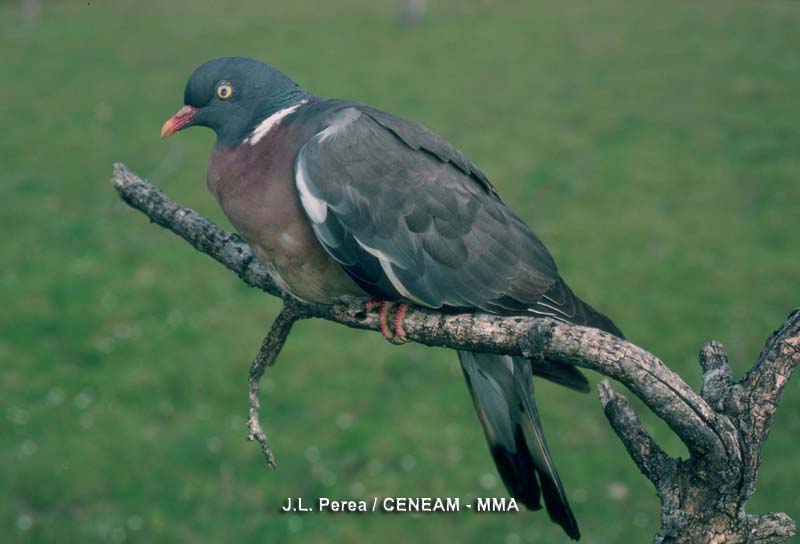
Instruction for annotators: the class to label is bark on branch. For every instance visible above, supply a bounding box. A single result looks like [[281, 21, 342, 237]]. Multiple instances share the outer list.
[[111, 163, 799, 543]]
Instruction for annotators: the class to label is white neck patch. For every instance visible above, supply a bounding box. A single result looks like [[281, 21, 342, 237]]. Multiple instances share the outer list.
[[244, 100, 307, 146]]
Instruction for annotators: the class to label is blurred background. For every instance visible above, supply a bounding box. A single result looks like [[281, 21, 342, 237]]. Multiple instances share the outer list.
[[2, 0, 798, 542]]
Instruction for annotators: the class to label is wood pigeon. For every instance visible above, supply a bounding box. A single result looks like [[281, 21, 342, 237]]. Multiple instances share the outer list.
[[162, 57, 623, 540]]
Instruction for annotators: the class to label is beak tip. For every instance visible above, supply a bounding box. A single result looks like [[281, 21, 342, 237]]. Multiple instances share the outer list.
[[161, 105, 197, 140], [160, 121, 175, 139]]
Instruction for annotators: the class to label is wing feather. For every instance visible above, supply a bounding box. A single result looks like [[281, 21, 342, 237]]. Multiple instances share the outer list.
[[294, 103, 563, 312]]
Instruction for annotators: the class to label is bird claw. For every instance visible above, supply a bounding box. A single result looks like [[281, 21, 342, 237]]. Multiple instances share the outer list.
[[368, 300, 411, 344]]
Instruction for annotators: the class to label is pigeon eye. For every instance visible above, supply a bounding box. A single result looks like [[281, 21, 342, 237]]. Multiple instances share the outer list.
[[215, 82, 233, 100]]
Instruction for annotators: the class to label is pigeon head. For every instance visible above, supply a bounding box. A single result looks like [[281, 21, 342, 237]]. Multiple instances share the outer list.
[[161, 57, 309, 146]]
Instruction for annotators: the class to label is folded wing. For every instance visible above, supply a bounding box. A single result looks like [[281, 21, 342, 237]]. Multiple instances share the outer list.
[[294, 103, 566, 315]]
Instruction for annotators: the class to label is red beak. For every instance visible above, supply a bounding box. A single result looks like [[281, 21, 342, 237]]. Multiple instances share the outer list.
[[161, 105, 198, 138]]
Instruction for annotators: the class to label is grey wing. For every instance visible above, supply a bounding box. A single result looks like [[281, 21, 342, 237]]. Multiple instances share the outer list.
[[294, 104, 564, 314]]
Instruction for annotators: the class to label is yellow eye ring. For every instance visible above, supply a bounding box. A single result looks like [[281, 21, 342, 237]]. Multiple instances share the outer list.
[[216, 82, 233, 100]]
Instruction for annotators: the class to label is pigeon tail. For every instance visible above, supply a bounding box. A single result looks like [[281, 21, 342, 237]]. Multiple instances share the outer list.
[[459, 351, 581, 541]]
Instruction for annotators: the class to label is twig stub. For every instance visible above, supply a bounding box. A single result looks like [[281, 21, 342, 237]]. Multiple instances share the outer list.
[[246, 305, 306, 469]]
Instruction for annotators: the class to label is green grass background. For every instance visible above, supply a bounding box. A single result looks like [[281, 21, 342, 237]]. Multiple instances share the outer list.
[[2, 0, 798, 542]]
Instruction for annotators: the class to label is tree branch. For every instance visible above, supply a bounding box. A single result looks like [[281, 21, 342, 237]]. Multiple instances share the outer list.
[[112, 163, 280, 297], [246, 301, 307, 469], [598, 380, 673, 490], [700, 341, 732, 412], [111, 163, 798, 543]]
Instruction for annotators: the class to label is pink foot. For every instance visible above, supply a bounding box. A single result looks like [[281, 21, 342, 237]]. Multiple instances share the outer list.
[[378, 301, 395, 341], [367, 300, 412, 345], [393, 303, 408, 341]]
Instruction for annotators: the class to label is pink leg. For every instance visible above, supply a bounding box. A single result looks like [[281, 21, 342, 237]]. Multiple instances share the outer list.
[[393, 303, 409, 341], [367, 300, 412, 344], [378, 301, 395, 341]]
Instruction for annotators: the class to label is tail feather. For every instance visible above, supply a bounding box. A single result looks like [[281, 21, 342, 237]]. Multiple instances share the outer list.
[[515, 364, 579, 537], [529, 360, 590, 393], [458, 277, 621, 540], [531, 277, 625, 340], [459, 351, 581, 540]]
